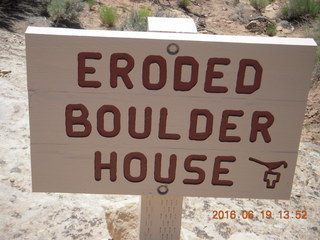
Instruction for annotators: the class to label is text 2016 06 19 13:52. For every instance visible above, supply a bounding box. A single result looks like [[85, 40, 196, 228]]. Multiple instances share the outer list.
[[212, 210, 308, 220]]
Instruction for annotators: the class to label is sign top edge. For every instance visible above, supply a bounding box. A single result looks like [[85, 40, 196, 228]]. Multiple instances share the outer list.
[[25, 26, 317, 47]]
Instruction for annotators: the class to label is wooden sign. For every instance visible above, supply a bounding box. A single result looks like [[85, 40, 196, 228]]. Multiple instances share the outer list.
[[26, 26, 317, 199]]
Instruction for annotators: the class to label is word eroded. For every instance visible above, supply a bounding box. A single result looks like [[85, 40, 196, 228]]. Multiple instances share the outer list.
[[78, 52, 262, 93]]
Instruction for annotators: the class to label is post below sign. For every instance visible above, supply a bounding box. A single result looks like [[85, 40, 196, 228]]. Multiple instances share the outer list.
[[26, 26, 317, 199]]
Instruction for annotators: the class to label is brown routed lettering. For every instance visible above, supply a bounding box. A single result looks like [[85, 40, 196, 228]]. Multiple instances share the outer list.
[[158, 108, 181, 140], [174, 56, 199, 91], [94, 151, 117, 181], [189, 109, 213, 140], [154, 153, 177, 184], [65, 104, 92, 137], [128, 107, 152, 139], [123, 152, 147, 182], [78, 52, 102, 88], [204, 58, 230, 93], [183, 155, 206, 185], [236, 59, 262, 94], [212, 156, 236, 186], [110, 53, 134, 89], [250, 111, 274, 143], [219, 110, 244, 142], [143, 55, 167, 90], [97, 105, 121, 137]]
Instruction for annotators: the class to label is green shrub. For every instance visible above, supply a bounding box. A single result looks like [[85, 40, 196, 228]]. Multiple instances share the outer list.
[[250, 0, 272, 12], [47, 0, 84, 27], [178, 0, 192, 8], [120, 7, 152, 31], [266, 22, 277, 36], [281, 0, 320, 20], [87, 0, 96, 11], [99, 6, 119, 27], [138, 7, 152, 19]]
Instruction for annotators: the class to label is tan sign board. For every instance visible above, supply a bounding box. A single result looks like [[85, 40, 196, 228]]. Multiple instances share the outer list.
[[26, 26, 317, 199]]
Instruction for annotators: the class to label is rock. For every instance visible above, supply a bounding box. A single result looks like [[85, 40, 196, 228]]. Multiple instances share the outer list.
[[105, 197, 139, 240], [245, 16, 276, 35], [226, 0, 240, 7], [262, 2, 283, 22], [265, 5, 274, 11], [276, 20, 295, 34], [229, 3, 258, 24], [263, 4, 278, 19], [276, 25, 283, 31], [246, 20, 266, 32], [282, 28, 294, 34], [279, 20, 294, 33]]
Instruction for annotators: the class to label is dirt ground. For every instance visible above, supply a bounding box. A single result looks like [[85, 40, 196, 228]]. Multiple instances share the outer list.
[[301, 82, 320, 144], [1, 0, 320, 144]]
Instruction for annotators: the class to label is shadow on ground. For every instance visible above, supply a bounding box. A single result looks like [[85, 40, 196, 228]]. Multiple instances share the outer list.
[[0, 0, 47, 31]]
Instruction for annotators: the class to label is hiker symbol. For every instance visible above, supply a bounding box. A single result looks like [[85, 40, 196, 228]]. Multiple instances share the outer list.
[[249, 157, 288, 189]]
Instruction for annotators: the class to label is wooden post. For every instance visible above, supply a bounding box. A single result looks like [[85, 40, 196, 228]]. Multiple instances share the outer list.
[[138, 17, 197, 240], [147, 17, 197, 33], [139, 195, 183, 240]]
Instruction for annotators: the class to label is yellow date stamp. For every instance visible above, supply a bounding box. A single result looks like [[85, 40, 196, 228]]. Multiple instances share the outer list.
[[212, 210, 307, 220]]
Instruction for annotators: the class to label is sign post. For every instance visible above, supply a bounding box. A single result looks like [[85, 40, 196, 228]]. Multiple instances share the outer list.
[[26, 18, 317, 239], [140, 195, 183, 240], [139, 17, 198, 240]]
